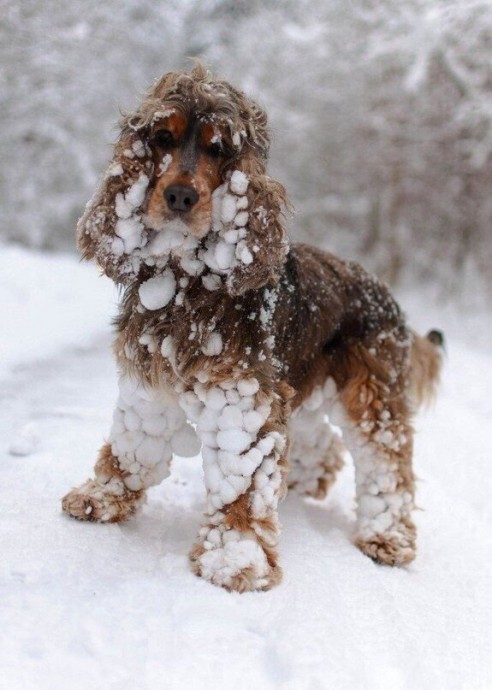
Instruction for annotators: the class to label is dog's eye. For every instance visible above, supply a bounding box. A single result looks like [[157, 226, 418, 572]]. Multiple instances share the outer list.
[[207, 142, 223, 158], [152, 129, 175, 149]]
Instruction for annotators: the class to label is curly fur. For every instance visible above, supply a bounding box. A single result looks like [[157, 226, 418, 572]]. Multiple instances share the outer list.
[[63, 65, 443, 592], [77, 64, 288, 290]]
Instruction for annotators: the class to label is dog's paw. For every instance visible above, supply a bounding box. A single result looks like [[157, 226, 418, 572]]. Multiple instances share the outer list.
[[355, 523, 416, 566], [61, 478, 144, 523], [189, 533, 282, 592]]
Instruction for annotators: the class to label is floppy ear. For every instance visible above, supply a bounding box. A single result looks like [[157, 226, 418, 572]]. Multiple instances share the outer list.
[[77, 125, 153, 285], [224, 151, 290, 297]]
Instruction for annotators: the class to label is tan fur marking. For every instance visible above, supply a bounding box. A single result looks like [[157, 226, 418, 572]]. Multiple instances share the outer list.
[[62, 445, 144, 523]]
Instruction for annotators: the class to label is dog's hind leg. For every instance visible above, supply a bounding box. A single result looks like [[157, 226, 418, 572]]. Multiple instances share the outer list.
[[287, 385, 346, 499], [181, 377, 291, 592], [328, 335, 417, 566], [62, 375, 200, 523]]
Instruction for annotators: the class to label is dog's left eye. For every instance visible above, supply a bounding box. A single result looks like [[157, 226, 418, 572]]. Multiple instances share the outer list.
[[207, 142, 223, 158], [152, 130, 175, 148]]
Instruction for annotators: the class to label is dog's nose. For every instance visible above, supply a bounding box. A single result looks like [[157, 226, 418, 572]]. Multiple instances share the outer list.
[[164, 185, 199, 213]]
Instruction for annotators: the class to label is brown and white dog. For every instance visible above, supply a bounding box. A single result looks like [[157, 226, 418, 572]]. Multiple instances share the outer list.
[[62, 65, 443, 592]]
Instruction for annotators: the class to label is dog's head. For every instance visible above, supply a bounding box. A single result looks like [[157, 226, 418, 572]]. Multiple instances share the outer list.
[[78, 64, 289, 293]]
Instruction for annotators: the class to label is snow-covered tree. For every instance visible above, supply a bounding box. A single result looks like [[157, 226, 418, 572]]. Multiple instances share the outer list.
[[0, 0, 185, 248], [1, 0, 490, 290]]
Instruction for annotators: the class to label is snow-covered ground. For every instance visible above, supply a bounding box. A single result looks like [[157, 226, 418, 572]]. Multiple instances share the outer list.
[[0, 246, 116, 380], [1, 246, 491, 690]]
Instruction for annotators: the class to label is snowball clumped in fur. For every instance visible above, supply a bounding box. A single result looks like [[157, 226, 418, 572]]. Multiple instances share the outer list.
[[179, 377, 285, 588], [110, 377, 200, 492]]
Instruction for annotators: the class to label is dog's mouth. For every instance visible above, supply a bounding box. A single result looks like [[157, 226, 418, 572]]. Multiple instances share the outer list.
[[142, 190, 223, 257], [139, 183, 230, 261], [143, 216, 204, 258]]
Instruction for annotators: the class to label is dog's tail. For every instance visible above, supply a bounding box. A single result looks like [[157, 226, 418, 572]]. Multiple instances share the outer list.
[[408, 329, 445, 409]]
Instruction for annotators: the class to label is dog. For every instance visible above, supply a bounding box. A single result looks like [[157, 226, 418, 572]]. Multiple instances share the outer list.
[[62, 64, 443, 592]]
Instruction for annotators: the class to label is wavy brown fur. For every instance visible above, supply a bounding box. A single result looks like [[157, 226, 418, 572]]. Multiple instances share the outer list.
[[64, 65, 443, 591], [77, 64, 288, 288]]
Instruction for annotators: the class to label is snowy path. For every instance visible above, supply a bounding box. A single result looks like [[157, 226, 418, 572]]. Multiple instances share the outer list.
[[1, 252, 492, 690]]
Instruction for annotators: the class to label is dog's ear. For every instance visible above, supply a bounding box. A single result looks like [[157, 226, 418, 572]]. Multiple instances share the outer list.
[[224, 151, 289, 297], [77, 124, 153, 284]]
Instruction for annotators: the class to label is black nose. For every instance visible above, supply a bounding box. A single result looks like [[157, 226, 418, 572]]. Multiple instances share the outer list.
[[164, 184, 199, 212]]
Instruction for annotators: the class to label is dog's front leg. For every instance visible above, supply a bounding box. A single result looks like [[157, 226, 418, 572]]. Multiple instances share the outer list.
[[62, 375, 200, 523], [180, 377, 290, 592]]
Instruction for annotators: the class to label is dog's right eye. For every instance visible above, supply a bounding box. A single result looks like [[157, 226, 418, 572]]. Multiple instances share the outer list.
[[152, 130, 175, 149]]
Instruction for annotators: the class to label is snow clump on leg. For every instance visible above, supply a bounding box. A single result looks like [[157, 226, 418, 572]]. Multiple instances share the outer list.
[[288, 384, 345, 499], [180, 377, 286, 591], [325, 377, 416, 565], [111, 376, 200, 492], [62, 377, 201, 524]]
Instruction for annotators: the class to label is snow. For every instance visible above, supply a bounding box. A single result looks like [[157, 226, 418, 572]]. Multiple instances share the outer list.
[[230, 170, 249, 196], [138, 270, 176, 310], [237, 378, 260, 396], [144, 218, 190, 255], [0, 245, 115, 380], [173, 173, 252, 285], [189, 372, 284, 583], [198, 535, 271, 589], [99, 169, 253, 294], [313, 377, 416, 551], [157, 153, 173, 176], [216, 428, 253, 454], [8, 422, 39, 457], [214, 240, 236, 270], [131, 139, 146, 158], [115, 175, 148, 220], [107, 162, 124, 177], [220, 193, 238, 224], [202, 273, 221, 291], [201, 332, 223, 356], [1, 247, 492, 688], [114, 173, 149, 253], [288, 385, 340, 496], [108, 375, 199, 492]]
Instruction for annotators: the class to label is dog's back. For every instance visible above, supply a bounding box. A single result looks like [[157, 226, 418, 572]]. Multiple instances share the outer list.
[[275, 243, 443, 410]]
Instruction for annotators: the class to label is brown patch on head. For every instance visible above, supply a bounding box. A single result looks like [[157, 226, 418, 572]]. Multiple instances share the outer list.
[[145, 110, 225, 238], [161, 110, 187, 139], [200, 122, 218, 149]]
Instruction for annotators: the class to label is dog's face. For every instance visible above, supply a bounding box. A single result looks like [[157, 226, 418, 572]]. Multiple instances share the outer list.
[[145, 110, 231, 239], [77, 66, 289, 289]]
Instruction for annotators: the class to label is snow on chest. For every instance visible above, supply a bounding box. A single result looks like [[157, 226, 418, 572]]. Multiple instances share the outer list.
[[138, 269, 176, 310], [170, 170, 254, 287]]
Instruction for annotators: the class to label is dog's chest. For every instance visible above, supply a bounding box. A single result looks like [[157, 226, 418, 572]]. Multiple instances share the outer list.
[[118, 283, 287, 383]]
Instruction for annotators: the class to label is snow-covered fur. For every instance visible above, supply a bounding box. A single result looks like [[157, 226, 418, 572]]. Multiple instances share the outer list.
[[76, 64, 288, 292], [62, 65, 443, 591]]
